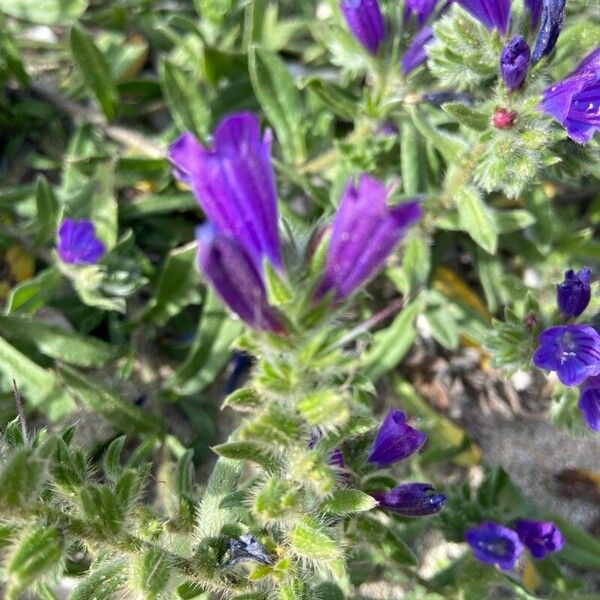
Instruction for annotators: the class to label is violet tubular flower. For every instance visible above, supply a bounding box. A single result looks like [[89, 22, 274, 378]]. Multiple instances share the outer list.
[[367, 410, 427, 467], [532, 325, 600, 387], [169, 112, 282, 271], [515, 519, 564, 559], [456, 0, 511, 35], [317, 175, 421, 301], [401, 26, 435, 75], [197, 226, 283, 333], [579, 376, 600, 432], [339, 0, 385, 55], [465, 522, 523, 571], [500, 36, 530, 91], [525, 0, 543, 29], [404, 0, 439, 28], [557, 268, 591, 318], [532, 0, 566, 63], [57, 218, 105, 265], [372, 483, 446, 516]]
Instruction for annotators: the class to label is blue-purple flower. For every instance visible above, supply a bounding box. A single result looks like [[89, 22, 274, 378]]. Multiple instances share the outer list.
[[317, 175, 421, 301], [197, 225, 283, 333], [367, 410, 427, 466], [500, 36, 531, 91], [465, 522, 524, 571], [404, 0, 439, 28], [525, 0, 543, 29], [515, 519, 564, 559], [57, 219, 105, 265], [541, 48, 600, 143], [169, 112, 282, 271], [532, 0, 566, 63], [372, 483, 446, 516], [532, 325, 600, 387], [456, 0, 511, 35], [401, 26, 435, 75], [339, 0, 385, 55], [557, 268, 591, 318], [579, 375, 600, 432]]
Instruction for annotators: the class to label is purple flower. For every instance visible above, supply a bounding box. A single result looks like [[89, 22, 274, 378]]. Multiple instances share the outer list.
[[367, 410, 427, 466], [401, 26, 435, 75], [339, 0, 385, 55], [557, 268, 591, 318], [532, 325, 600, 387], [456, 0, 511, 35], [579, 375, 600, 432], [500, 36, 530, 91], [404, 0, 439, 28], [532, 0, 566, 63], [465, 522, 524, 571], [57, 219, 105, 265], [317, 175, 421, 301], [525, 0, 542, 29], [541, 48, 600, 143], [197, 225, 283, 333], [515, 519, 564, 559], [169, 112, 282, 271], [372, 483, 446, 516]]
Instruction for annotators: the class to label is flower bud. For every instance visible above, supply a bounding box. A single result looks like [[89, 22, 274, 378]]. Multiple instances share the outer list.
[[57, 219, 105, 265], [492, 108, 517, 129], [532, 0, 566, 63], [339, 0, 385, 55], [367, 410, 426, 466], [372, 483, 446, 516], [500, 36, 530, 91], [578, 375, 600, 432], [515, 519, 564, 559], [556, 267, 591, 318]]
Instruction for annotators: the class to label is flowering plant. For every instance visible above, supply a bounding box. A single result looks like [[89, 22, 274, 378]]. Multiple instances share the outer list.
[[0, 0, 599, 599]]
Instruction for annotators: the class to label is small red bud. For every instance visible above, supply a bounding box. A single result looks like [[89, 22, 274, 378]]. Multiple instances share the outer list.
[[492, 108, 517, 129], [523, 313, 538, 331]]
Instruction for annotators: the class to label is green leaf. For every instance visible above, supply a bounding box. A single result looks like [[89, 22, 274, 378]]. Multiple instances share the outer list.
[[174, 449, 195, 498], [0, 336, 75, 420], [493, 209, 536, 234], [212, 441, 278, 472], [0, 314, 113, 367], [1, 0, 88, 25], [120, 194, 197, 220], [34, 176, 59, 246], [263, 260, 292, 306], [298, 389, 349, 427], [0, 448, 46, 509], [424, 305, 459, 350], [321, 489, 378, 516], [253, 477, 298, 519], [303, 78, 357, 120], [401, 232, 431, 292], [400, 120, 425, 196], [103, 436, 126, 482], [223, 387, 262, 413], [455, 185, 498, 254], [249, 46, 305, 164], [0, 14, 29, 85], [80, 484, 125, 535], [69, 560, 128, 600], [361, 300, 420, 381], [288, 517, 341, 561], [442, 102, 489, 131], [406, 105, 467, 164], [70, 25, 118, 120], [160, 60, 211, 140], [58, 364, 163, 435], [131, 547, 172, 599], [5, 268, 63, 314], [6, 527, 62, 596], [196, 457, 241, 539], [168, 291, 243, 395], [141, 243, 201, 325], [91, 161, 119, 251]]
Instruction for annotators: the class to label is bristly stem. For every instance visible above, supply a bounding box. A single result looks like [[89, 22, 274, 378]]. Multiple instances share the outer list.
[[12, 379, 27, 442]]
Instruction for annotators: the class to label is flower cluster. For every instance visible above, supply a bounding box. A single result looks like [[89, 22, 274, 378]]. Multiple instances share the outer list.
[[465, 519, 563, 570], [532, 268, 600, 431], [168, 111, 421, 332], [367, 410, 446, 516]]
